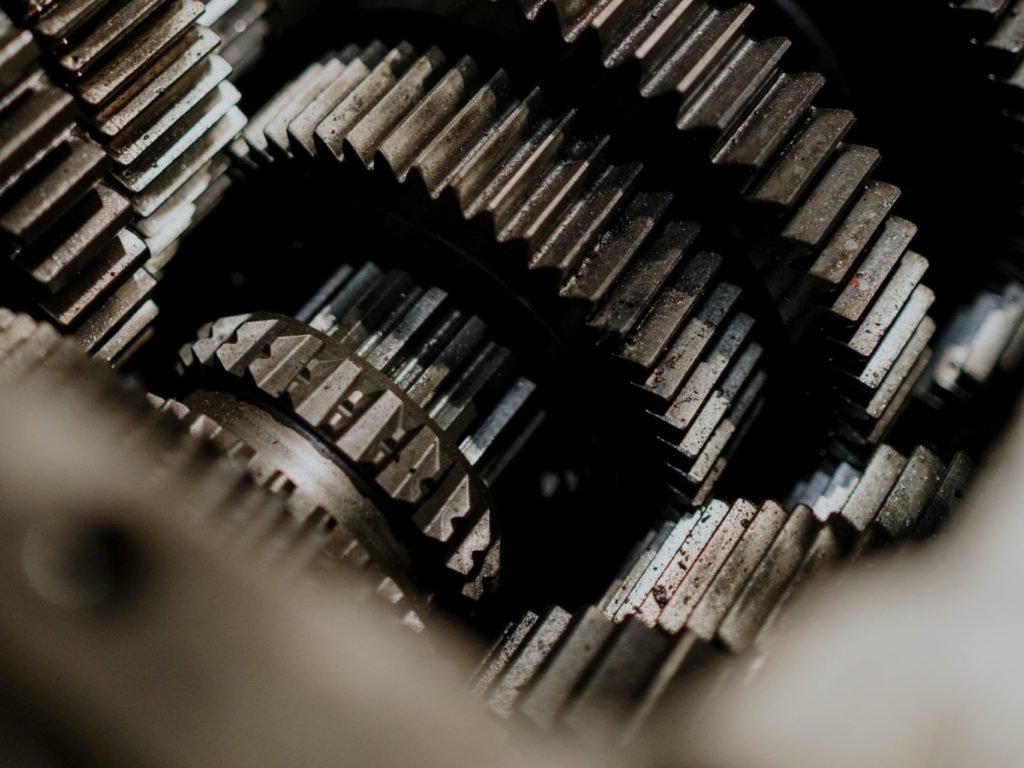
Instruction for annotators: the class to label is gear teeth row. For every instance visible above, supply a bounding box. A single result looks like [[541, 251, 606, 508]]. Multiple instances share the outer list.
[[494, 2, 941, 451], [0, 11, 157, 363], [0, 306, 426, 629], [1, 0, 248, 358], [234, 42, 776, 503], [179, 310, 509, 596], [149, 392, 427, 630], [473, 441, 972, 738]]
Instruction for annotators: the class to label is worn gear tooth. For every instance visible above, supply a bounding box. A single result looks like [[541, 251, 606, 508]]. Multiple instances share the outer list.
[[855, 285, 934, 390], [334, 270, 416, 349], [362, 286, 448, 371], [872, 446, 945, 542], [91, 25, 218, 136], [468, 109, 576, 229], [632, 499, 732, 626], [713, 72, 824, 171], [16, 182, 131, 291], [288, 43, 385, 158], [409, 69, 516, 197], [0, 26, 36, 97], [830, 215, 917, 322], [677, 36, 789, 137], [374, 53, 479, 179], [55, 0, 168, 76], [1, 131, 108, 245], [662, 312, 755, 431], [780, 143, 881, 254], [487, 606, 573, 717], [596, 0, 693, 69], [342, 46, 449, 167], [498, 134, 609, 246], [412, 467, 482, 542], [679, 340, 762, 459], [529, 160, 643, 281], [71, 263, 154, 352], [0, 82, 74, 182], [590, 220, 699, 341], [915, 452, 974, 539], [749, 108, 856, 207], [473, 610, 542, 695], [620, 250, 722, 370], [863, 316, 935, 420], [642, 281, 741, 401], [266, 54, 349, 159], [845, 250, 929, 357], [808, 180, 901, 286], [130, 104, 243, 216], [443, 88, 549, 214], [519, 606, 617, 729], [427, 342, 515, 436], [35, 0, 114, 44], [716, 503, 817, 652], [561, 190, 672, 309], [105, 53, 230, 165], [244, 58, 327, 160], [406, 315, 487, 406], [353, 283, 427, 358], [74, 0, 206, 108], [639, 3, 754, 99], [645, 500, 758, 629], [313, 41, 418, 162]]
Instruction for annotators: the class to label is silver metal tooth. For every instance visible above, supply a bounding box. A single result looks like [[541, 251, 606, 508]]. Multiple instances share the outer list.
[[750, 108, 856, 208], [864, 316, 935, 420], [643, 281, 741, 400], [459, 376, 537, 468], [74, 0, 205, 108], [856, 285, 934, 390], [106, 53, 230, 165], [363, 286, 448, 372], [244, 60, 327, 159], [407, 316, 488, 406], [334, 269, 415, 348], [56, 0, 168, 76], [35, 0, 114, 43], [40, 227, 147, 326], [94, 295, 157, 363], [620, 250, 722, 370], [472, 611, 542, 696], [615, 512, 702, 622], [487, 606, 573, 717], [314, 42, 418, 161], [590, 220, 699, 340], [0, 82, 75, 182], [634, 499, 733, 626], [678, 341, 762, 459], [603, 521, 676, 616], [342, 46, 449, 167], [288, 43, 382, 158], [837, 444, 907, 533], [872, 446, 945, 541], [91, 25, 218, 137], [663, 312, 755, 431], [831, 216, 918, 322], [847, 251, 929, 358], [427, 342, 514, 436], [72, 263, 154, 349], [266, 54, 349, 158], [652, 500, 759, 631]]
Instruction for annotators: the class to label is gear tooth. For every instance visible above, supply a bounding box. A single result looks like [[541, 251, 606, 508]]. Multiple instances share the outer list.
[[468, 109, 576, 229], [245, 59, 328, 160], [54, 0, 170, 77], [188, 312, 252, 365], [854, 283, 934, 390], [342, 46, 448, 167], [288, 42, 387, 158], [591, 0, 668, 63], [247, 333, 325, 397], [620, 250, 723, 371], [830, 216, 917, 322], [445, 505, 493, 577], [561, 190, 672, 309], [214, 317, 281, 376], [864, 315, 935, 422], [677, 36, 789, 137], [376, 426, 450, 504], [779, 143, 881, 255], [409, 69, 515, 196], [623, 0, 708, 71], [750, 107, 856, 208], [846, 251, 930, 358], [590, 220, 699, 341], [335, 387, 408, 466], [265, 54, 345, 159], [376, 54, 480, 179], [529, 161, 643, 282], [313, 41, 417, 162], [499, 135, 609, 246], [714, 71, 824, 171], [444, 88, 548, 214], [288, 357, 364, 426], [639, 3, 753, 98]]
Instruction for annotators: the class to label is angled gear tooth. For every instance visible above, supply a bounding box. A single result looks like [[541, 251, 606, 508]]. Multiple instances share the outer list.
[[856, 285, 934, 390], [73, 0, 206, 108], [561, 190, 672, 308], [863, 316, 935, 420], [313, 41, 418, 161], [0, 82, 74, 182], [55, 0, 167, 76], [590, 220, 699, 340], [749, 108, 856, 208], [17, 181, 131, 291], [287, 42, 386, 159], [830, 215, 917, 322], [676, 36, 790, 136], [408, 69, 516, 196], [71, 262, 154, 352], [780, 143, 881, 253], [713, 72, 824, 171], [846, 250, 929, 357], [343, 46, 449, 167], [244, 58, 327, 160], [265, 53, 349, 158], [487, 606, 573, 717]]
